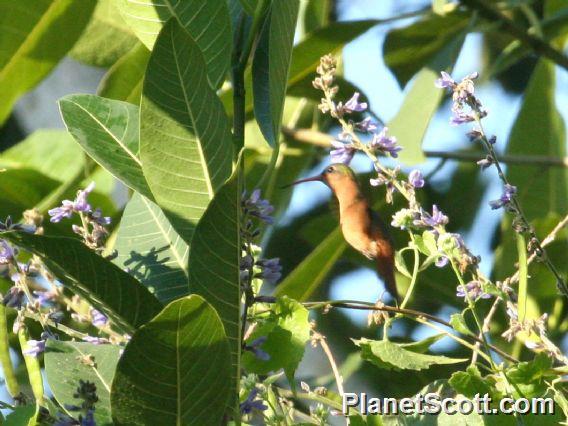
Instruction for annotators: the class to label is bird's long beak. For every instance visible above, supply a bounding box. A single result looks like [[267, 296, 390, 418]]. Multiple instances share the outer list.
[[281, 174, 323, 188]]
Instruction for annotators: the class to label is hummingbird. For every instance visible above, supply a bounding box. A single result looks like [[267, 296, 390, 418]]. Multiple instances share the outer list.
[[287, 164, 398, 301]]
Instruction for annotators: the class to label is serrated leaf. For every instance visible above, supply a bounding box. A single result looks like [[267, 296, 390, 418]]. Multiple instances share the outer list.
[[400, 333, 446, 353], [114, 193, 189, 304], [59, 94, 153, 199], [115, 0, 231, 88], [140, 20, 233, 244], [98, 42, 150, 104], [70, 0, 137, 67], [0, 0, 96, 124], [275, 228, 345, 301], [1, 232, 162, 332], [252, 0, 299, 146], [354, 338, 467, 371], [383, 11, 469, 87], [243, 297, 310, 383], [449, 313, 472, 336], [45, 340, 121, 425], [448, 365, 496, 399], [188, 162, 241, 393], [111, 295, 232, 425]]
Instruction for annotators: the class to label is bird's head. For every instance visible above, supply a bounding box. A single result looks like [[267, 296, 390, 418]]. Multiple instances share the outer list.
[[284, 163, 358, 194]]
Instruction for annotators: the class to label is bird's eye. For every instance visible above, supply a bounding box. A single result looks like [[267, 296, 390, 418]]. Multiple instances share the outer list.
[[326, 166, 334, 173]]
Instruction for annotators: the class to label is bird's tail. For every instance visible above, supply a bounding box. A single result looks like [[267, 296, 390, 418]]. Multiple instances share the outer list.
[[376, 252, 398, 302]]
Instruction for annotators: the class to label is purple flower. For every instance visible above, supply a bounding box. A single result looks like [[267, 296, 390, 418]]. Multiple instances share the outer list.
[[413, 205, 448, 228], [435, 71, 455, 89], [456, 280, 491, 301], [23, 339, 46, 357], [90, 308, 108, 328], [2, 287, 25, 309], [435, 256, 449, 268], [370, 127, 402, 158], [330, 140, 355, 164], [489, 184, 517, 210], [245, 336, 270, 361], [33, 289, 57, 306], [343, 92, 367, 113], [354, 117, 378, 133], [240, 388, 268, 415], [0, 240, 16, 264], [256, 258, 282, 285], [48, 182, 96, 223], [408, 170, 424, 188], [450, 110, 475, 125], [83, 336, 109, 345], [243, 189, 274, 224], [92, 208, 111, 226]]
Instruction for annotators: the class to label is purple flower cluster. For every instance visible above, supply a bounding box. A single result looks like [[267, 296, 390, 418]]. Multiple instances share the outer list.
[[413, 205, 449, 228], [456, 280, 491, 301], [435, 71, 487, 126], [90, 308, 108, 328], [330, 140, 355, 164], [0, 240, 16, 264], [408, 170, 424, 188], [240, 387, 268, 415], [370, 127, 402, 158], [23, 339, 46, 357], [48, 182, 95, 223]]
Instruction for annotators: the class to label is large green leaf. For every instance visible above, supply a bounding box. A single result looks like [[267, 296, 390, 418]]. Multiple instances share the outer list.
[[0, 130, 84, 182], [98, 42, 150, 104], [354, 338, 467, 371], [111, 295, 232, 425], [70, 0, 137, 67], [114, 193, 189, 304], [0, 0, 96, 124], [188, 162, 241, 393], [140, 20, 233, 244], [275, 228, 345, 301], [59, 94, 153, 199], [0, 232, 162, 332], [220, 19, 379, 118], [388, 35, 465, 165], [252, 0, 299, 146], [505, 60, 567, 220], [383, 11, 469, 87], [45, 340, 121, 426], [115, 0, 231, 88]]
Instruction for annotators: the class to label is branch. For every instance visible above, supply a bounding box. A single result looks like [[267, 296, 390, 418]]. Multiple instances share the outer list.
[[302, 299, 518, 363], [281, 126, 568, 167], [459, 0, 568, 72]]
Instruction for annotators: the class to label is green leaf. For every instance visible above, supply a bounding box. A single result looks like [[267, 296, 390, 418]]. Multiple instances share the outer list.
[[70, 0, 137, 67], [238, 0, 257, 15], [243, 296, 310, 383], [383, 11, 469, 87], [448, 365, 496, 399], [140, 20, 233, 244], [45, 340, 121, 426], [516, 233, 529, 322], [354, 338, 467, 371], [0, 130, 84, 182], [59, 94, 153, 199], [505, 60, 567, 221], [400, 333, 446, 353], [449, 313, 473, 336], [114, 193, 189, 304], [506, 353, 554, 398], [387, 34, 465, 165], [252, 0, 299, 146], [115, 0, 231, 88], [4, 405, 36, 426], [394, 249, 412, 278], [98, 42, 150, 104], [275, 228, 345, 301], [111, 295, 232, 426], [0, 0, 96, 124], [1, 232, 162, 332], [221, 19, 379, 119], [188, 162, 241, 389]]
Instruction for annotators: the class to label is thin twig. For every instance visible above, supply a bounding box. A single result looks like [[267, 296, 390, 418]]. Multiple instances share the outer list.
[[301, 299, 518, 363], [459, 0, 568, 71], [471, 297, 501, 365], [281, 126, 568, 167]]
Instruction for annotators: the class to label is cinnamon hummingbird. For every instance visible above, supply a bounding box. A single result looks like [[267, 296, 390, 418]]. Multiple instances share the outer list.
[[287, 164, 398, 300]]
